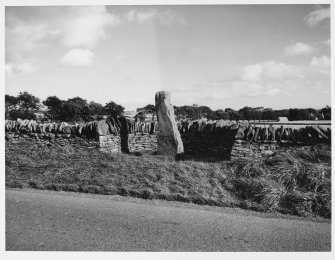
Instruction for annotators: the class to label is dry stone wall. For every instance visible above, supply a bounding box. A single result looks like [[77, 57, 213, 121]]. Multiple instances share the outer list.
[[5, 119, 121, 153], [230, 140, 325, 160], [178, 118, 331, 159], [120, 118, 158, 153], [5, 131, 100, 149], [5, 117, 331, 159]]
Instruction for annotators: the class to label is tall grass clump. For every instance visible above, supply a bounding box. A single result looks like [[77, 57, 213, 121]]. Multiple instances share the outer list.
[[228, 146, 331, 218]]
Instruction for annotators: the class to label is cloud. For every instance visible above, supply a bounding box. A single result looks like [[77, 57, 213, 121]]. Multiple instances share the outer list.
[[5, 20, 60, 62], [190, 57, 330, 101], [284, 42, 315, 56], [241, 64, 263, 81], [5, 62, 36, 77], [136, 10, 157, 23], [6, 6, 186, 65], [60, 49, 95, 67], [123, 8, 186, 25], [310, 56, 330, 68], [304, 7, 330, 27], [188, 78, 289, 101], [265, 88, 281, 96], [322, 38, 330, 46], [310, 56, 330, 75], [5, 6, 121, 64], [241, 61, 305, 81], [61, 6, 121, 49]]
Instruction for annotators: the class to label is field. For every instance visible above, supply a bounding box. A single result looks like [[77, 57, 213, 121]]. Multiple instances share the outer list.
[[5, 139, 331, 218]]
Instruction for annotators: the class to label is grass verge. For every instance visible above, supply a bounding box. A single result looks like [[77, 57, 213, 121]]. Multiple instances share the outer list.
[[5, 140, 331, 218]]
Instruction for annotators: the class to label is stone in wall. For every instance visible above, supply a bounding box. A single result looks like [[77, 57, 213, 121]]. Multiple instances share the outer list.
[[128, 133, 158, 153], [155, 91, 184, 155], [99, 135, 121, 153]]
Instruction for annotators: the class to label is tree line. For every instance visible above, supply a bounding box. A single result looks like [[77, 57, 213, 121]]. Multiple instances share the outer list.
[[5, 91, 331, 122], [5, 92, 125, 122], [138, 104, 331, 121]]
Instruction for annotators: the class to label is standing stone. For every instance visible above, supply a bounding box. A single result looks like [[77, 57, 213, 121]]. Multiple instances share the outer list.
[[96, 120, 110, 136], [119, 117, 130, 153], [155, 91, 184, 155]]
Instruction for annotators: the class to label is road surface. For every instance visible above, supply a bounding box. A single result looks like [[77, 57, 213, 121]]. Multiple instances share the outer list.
[[6, 188, 331, 251]]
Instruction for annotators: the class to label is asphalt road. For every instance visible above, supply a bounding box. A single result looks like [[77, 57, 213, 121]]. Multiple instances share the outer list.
[[6, 188, 331, 251]]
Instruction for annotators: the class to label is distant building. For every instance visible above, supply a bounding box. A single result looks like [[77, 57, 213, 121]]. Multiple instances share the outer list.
[[278, 117, 288, 122], [123, 111, 137, 119]]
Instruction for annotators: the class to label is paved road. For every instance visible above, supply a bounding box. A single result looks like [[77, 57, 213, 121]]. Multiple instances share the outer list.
[[6, 188, 331, 251]]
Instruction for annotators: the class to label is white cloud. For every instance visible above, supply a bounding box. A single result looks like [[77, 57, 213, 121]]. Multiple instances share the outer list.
[[265, 88, 281, 96], [262, 61, 305, 80], [310, 56, 330, 75], [6, 6, 121, 63], [191, 57, 330, 101], [136, 10, 157, 23], [6, 21, 59, 62], [241, 64, 263, 81], [61, 6, 121, 49], [123, 8, 186, 25], [124, 10, 136, 22], [60, 49, 95, 67], [6, 6, 186, 65], [284, 42, 315, 56], [192, 79, 288, 100], [5, 62, 36, 77], [304, 7, 330, 27], [241, 61, 304, 82], [322, 38, 330, 46], [310, 56, 330, 68]]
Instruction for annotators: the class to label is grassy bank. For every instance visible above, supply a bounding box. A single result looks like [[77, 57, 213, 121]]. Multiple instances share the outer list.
[[5, 139, 331, 218]]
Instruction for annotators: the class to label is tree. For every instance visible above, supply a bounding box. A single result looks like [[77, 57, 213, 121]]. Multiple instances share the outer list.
[[288, 108, 310, 121], [88, 101, 104, 115], [198, 106, 212, 118], [174, 105, 199, 120], [213, 109, 229, 120], [6, 91, 40, 120], [261, 108, 278, 121], [5, 95, 18, 119], [136, 104, 156, 121], [321, 105, 331, 120], [276, 109, 289, 118], [59, 97, 89, 122], [43, 96, 63, 121], [104, 101, 125, 118], [225, 108, 240, 120], [84, 101, 105, 120], [8, 109, 37, 120], [16, 91, 40, 112], [5, 95, 17, 107], [238, 107, 257, 120], [254, 107, 264, 122], [136, 104, 156, 114]]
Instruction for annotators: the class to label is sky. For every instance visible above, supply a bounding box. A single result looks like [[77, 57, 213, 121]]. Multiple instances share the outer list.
[[5, 4, 331, 111]]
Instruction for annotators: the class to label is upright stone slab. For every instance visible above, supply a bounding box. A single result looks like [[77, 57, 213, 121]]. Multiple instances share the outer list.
[[155, 91, 184, 155], [119, 116, 130, 153], [96, 120, 110, 136]]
